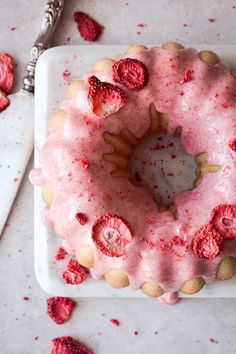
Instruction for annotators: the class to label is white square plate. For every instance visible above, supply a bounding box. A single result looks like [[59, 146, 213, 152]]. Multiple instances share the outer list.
[[34, 45, 236, 297]]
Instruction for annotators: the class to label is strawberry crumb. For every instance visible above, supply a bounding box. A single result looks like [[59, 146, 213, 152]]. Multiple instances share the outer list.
[[134, 331, 139, 335], [137, 23, 146, 28], [76, 212, 88, 225], [110, 319, 120, 326], [180, 70, 193, 84], [209, 338, 218, 344], [55, 247, 67, 261], [208, 18, 216, 22], [23, 297, 29, 301], [62, 69, 70, 81], [10, 27, 16, 31], [136, 31, 142, 35]]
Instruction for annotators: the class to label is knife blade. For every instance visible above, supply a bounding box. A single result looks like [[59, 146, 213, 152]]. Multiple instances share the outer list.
[[0, 0, 65, 236]]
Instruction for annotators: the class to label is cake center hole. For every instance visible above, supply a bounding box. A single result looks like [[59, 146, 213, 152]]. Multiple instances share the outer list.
[[222, 218, 233, 227], [131, 133, 196, 206]]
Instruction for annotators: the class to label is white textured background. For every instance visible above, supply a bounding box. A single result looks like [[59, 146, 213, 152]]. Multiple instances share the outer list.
[[1, 0, 236, 353]]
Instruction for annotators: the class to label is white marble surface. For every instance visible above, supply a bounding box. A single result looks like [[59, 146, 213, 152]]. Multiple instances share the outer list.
[[1, 0, 236, 353]]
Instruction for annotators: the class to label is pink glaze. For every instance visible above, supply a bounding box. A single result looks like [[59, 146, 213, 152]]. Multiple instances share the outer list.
[[30, 46, 236, 296]]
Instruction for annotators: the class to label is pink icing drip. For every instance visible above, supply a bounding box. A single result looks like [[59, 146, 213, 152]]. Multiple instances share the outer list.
[[31, 46, 236, 294], [158, 292, 180, 305]]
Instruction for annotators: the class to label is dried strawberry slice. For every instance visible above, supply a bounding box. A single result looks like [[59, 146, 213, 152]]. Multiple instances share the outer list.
[[229, 138, 236, 152], [0, 89, 10, 112], [192, 224, 223, 260], [74, 11, 103, 42], [0, 53, 13, 93], [88, 76, 127, 118], [62, 259, 87, 285], [112, 58, 149, 90], [51, 336, 92, 354], [210, 204, 236, 239], [92, 214, 132, 257], [47, 297, 75, 324]]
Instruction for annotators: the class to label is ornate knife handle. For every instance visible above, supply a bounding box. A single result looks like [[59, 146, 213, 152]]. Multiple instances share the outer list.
[[21, 0, 65, 94]]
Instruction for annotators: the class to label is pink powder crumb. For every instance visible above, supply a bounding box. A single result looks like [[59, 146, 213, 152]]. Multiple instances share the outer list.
[[134, 331, 139, 336], [34, 336, 39, 341], [110, 319, 120, 327], [209, 338, 218, 344], [136, 31, 142, 35], [208, 18, 216, 22], [23, 297, 29, 301], [13, 178, 19, 182], [183, 23, 188, 27], [10, 27, 16, 31]]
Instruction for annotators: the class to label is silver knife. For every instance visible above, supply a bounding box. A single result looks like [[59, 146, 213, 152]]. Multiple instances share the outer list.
[[0, 0, 65, 236]]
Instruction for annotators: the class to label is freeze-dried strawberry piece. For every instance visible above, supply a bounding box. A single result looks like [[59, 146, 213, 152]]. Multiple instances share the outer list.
[[55, 247, 67, 261], [74, 11, 103, 42], [62, 259, 87, 285], [0, 53, 13, 93], [88, 76, 127, 118], [92, 214, 132, 257], [210, 204, 236, 239], [51, 336, 92, 354], [180, 70, 192, 84], [112, 58, 149, 90], [192, 224, 223, 260], [76, 212, 88, 225], [0, 89, 10, 112], [47, 297, 75, 325], [229, 138, 236, 152], [170, 235, 190, 258]]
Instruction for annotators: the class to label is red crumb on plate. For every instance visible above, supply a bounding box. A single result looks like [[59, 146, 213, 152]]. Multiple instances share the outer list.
[[23, 297, 29, 301], [62, 259, 87, 285], [110, 319, 120, 326], [136, 31, 142, 35], [134, 331, 139, 335], [55, 247, 67, 261], [209, 338, 218, 344], [208, 18, 216, 22], [10, 27, 16, 31]]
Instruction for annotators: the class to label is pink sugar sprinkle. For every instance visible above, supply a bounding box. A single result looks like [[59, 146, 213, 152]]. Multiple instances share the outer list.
[[110, 319, 120, 327], [208, 18, 216, 22]]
